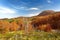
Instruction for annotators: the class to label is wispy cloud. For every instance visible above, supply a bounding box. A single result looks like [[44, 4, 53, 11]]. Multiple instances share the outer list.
[[28, 8, 39, 10], [25, 12, 40, 17], [11, 4, 39, 11], [0, 6, 17, 19], [47, 0, 52, 4], [0, 7, 16, 14], [13, 6, 39, 11]]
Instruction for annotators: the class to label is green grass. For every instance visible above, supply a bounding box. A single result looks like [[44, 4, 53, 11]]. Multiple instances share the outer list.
[[0, 30, 60, 40]]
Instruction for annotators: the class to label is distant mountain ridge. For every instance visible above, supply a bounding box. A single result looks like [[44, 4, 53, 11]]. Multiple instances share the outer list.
[[38, 10, 55, 16]]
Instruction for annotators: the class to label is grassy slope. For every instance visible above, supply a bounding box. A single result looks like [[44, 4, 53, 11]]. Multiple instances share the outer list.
[[0, 30, 60, 40]]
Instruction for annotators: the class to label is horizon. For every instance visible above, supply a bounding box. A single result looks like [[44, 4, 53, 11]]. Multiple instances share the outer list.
[[0, 10, 60, 19], [0, 0, 60, 18]]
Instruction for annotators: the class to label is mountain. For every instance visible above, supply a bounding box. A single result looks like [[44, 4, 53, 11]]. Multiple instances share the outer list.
[[38, 10, 55, 16], [32, 10, 60, 32]]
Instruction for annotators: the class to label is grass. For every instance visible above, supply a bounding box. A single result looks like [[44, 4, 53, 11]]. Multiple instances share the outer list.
[[0, 30, 60, 40]]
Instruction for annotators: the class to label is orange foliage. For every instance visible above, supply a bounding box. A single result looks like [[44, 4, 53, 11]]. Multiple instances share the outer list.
[[0, 20, 10, 33], [17, 19, 24, 30], [10, 21, 19, 31], [37, 24, 51, 32]]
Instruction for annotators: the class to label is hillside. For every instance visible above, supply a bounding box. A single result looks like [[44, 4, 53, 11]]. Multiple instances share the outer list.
[[32, 10, 60, 31], [0, 10, 60, 33], [38, 10, 55, 16]]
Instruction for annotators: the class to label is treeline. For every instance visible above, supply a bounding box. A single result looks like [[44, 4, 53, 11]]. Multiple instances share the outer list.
[[31, 12, 60, 32], [0, 18, 25, 34]]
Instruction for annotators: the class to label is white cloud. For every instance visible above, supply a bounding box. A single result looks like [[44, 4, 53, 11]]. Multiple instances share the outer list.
[[25, 12, 40, 17], [47, 0, 51, 3], [0, 6, 17, 19], [0, 7, 15, 14], [28, 8, 39, 10]]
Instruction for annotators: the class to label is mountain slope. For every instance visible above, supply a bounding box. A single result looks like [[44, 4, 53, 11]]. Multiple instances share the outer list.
[[38, 10, 55, 16]]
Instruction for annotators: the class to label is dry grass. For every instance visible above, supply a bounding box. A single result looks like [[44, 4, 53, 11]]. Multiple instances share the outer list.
[[0, 30, 60, 40]]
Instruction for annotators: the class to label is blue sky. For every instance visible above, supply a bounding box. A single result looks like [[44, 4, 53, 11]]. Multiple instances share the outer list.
[[0, 0, 60, 18]]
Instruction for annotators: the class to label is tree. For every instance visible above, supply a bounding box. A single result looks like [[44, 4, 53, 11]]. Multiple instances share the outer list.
[[0, 20, 10, 33], [10, 21, 19, 31]]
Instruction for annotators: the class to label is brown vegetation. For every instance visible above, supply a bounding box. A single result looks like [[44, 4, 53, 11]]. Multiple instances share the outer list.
[[0, 10, 60, 33]]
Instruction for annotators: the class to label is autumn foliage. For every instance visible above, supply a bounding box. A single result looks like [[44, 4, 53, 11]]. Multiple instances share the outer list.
[[0, 10, 60, 33]]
